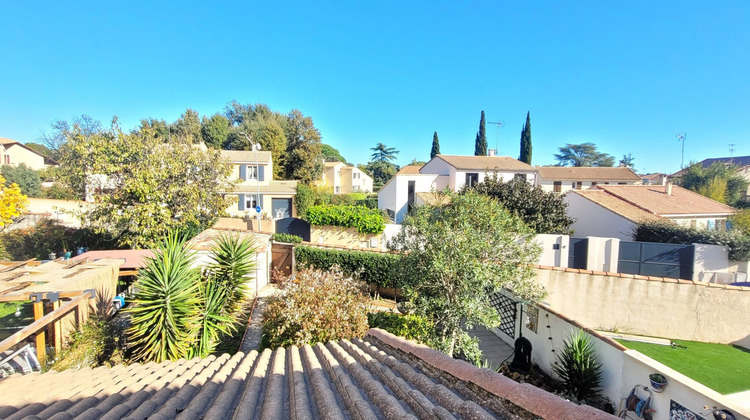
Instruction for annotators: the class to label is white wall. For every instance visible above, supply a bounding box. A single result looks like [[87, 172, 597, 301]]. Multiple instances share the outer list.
[[693, 243, 731, 282], [586, 236, 620, 272], [537, 179, 637, 194], [192, 244, 270, 296], [534, 234, 569, 268], [565, 193, 637, 241], [671, 215, 730, 230], [377, 174, 438, 223]]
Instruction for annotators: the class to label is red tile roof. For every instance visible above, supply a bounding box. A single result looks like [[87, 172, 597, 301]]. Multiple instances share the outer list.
[[537, 166, 641, 181], [435, 155, 535, 171], [71, 249, 155, 270], [595, 184, 736, 216], [0, 329, 615, 419]]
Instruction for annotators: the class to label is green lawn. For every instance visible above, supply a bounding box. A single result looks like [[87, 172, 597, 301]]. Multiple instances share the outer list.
[[617, 339, 750, 395], [0, 301, 34, 342]]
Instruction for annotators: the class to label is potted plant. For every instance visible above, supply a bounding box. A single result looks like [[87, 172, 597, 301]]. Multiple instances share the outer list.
[[649, 373, 667, 393]]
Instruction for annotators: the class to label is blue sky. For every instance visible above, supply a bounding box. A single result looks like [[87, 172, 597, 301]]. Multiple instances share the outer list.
[[1, 1, 749, 174]]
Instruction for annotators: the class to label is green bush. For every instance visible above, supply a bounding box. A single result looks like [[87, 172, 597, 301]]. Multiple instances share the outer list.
[[306, 205, 386, 234], [553, 330, 603, 402], [272, 233, 303, 243], [367, 312, 432, 343], [49, 316, 127, 371], [635, 220, 750, 261], [355, 197, 379, 209], [0, 219, 119, 261], [261, 267, 369, 348], [295, 245, 402, 289]]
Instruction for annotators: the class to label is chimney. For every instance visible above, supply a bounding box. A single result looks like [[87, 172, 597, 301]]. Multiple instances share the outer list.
[[659, 174, 668, 186], [488, 149, 496, 157], [665, 182, 673, 196]]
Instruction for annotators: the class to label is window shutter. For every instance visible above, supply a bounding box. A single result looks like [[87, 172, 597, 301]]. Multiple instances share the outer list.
[[258, 165, 265, 182], [239, 165, 247, 180], [258, 194, 264, 211], [238, 194, 246, 211]]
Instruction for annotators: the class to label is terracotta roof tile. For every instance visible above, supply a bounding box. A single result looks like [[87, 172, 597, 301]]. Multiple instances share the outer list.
[[595, 184, 736, 216], [396, 165, 425, 175], [220, 150, 272, 163], [537, 166, 641, 181], [435, 155, 535, 171], [0, 330, 616, 419], [571, 190, 664, 223]]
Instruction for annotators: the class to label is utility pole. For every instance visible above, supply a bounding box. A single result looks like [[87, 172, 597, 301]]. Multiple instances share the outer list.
[[676, 133, 686, 168], [729, 144, 736, 165], [488, 121, 503, 154]]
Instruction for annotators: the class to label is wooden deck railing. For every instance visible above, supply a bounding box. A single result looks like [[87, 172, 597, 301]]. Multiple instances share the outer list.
[[0, 291, 93, 365]]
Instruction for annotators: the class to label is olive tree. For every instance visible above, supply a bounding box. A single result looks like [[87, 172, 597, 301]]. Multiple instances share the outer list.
[[390, 190, 544, 362]]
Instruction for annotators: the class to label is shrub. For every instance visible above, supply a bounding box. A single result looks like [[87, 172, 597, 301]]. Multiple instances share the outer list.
[[367, 312, 432, 343], [553, 330, 603, 402], [635, 220, 750, 261], [272, 233, 302, 243], [306, 205, 386, 234], [355, 197, 379, 209], [294, 245, 402, 289], [50, 316, 127, 371], [0, 219, 119, 261], [1, 163, 41, 197], [261, 267, 369, 348]]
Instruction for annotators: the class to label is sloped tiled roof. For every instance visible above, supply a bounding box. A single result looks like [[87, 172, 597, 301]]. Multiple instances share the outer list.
[[0, 329, 613, 419], [434, 155, 535, 171], [0, 137, 59, 165], [396, 165, 425, 175], [220, 150, 272, 163], [596, 184, 737, 216], [537, 166, 641, 181], [671, 155, 750, 177], [570, 190, 664, 223]]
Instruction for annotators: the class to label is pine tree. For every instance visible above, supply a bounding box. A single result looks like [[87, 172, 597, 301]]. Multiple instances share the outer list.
[[430, 131, 440, 159], [474, 111, 487, 156], [519, 111, 532, 164]]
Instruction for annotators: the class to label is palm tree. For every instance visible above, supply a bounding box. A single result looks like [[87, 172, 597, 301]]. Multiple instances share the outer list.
[[370, 142, 399, 163]]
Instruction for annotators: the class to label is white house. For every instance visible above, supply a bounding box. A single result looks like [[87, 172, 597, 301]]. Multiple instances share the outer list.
[[378, 154, 537, 223], [320, 161, 373, 194], [565, 184, 737, 240], [536, 166, 642, 194], [221, 150, 298, 219]]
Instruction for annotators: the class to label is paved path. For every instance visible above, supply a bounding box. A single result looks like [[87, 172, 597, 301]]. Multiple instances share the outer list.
[[239, 284, 279, 353], [469, 325, 515, 369]]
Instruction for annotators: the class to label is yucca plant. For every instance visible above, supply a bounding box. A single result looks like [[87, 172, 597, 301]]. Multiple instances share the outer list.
[[126, 233, 201, 362], [189, 277, 236, 358], [553, 330, 604, 401], [207, 233, 257, 315]]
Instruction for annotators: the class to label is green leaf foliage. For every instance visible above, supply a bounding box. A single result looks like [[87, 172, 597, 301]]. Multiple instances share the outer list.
[[634, 220, 750, 261], [367, 312, 433, 344], [474, 110, 487, 156], [553, 330, 604, 402], [390, 190, 544, 359], [126, 233, 201, 363], [678, 162, 749, 207], [207, 233, 258, 315], [272, 233, 303, 243], [261, 267, 369, 348], [294, 245, 402, 289], [469, 176, 575, 234], [0, 219, 118, 260], [519, 112, 532, 165], [430, 132, 440, 160], [321, 143, 346, 163], [306, 204, 386, 234], [1, 164, 41, 197], [554, 142, 615, 167]]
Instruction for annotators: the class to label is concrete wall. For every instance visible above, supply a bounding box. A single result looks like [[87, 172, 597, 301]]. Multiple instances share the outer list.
[[694, 243, 731, 282], [537, 179, 637, 194], [564, 193, 638, 241], [534, 234, 569, 268], [519, 304, 750, 419], [586, 236, 619, 272], [310, 226, 382, 249], [8, 198, 93, 230], [535, 267, 750, 347]]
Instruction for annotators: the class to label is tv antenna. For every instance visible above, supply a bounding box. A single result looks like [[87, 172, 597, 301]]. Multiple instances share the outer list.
[[729, 143, 736, 164], [488, 121, 503, 153], [676, 133, 686, 168]]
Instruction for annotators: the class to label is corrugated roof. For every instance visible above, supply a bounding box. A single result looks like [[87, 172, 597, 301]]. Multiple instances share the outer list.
[[571, 190, 664, 223], [596, 184, 737, 216], [229, 180, 298, 194], [434, 155, 535, 171], [220, 150, 272, 163], [0, 328, 613, 419], [537, 166, 641, 181]]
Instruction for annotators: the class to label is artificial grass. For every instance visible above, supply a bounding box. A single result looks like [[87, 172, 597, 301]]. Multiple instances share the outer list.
[[617, 339, 750, 395], [0, 301, 34, 342]]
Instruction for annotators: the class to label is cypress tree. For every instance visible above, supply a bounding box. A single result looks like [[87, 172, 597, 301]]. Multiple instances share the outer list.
[[519, 111, 532, 164], [474, 110, 487, 156], [430, 131, 440, 159]]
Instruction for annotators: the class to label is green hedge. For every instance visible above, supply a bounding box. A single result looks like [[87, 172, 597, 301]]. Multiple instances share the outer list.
[[367, 312, 432, 343], [294, 245, 402, 288], [271, 233, 302, 244], [306, 205, 386, 234], [635, 220, 750, 261]]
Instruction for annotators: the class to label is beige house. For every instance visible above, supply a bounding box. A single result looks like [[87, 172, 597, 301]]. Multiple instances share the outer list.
[[565, 184, 737, 240], [320, 161, 373, 194], [672, 155, 750, 203], [536, 166, 641, 194], [221, 150, 298, 219], [0, 137, 58, 170]]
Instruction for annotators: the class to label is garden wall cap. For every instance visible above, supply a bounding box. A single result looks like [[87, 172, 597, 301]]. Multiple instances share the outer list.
[[0, 329, 616, 419]]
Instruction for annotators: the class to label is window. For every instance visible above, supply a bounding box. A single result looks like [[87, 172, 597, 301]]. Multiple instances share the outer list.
[[553, 181, 562, 193], [3, 155, 8, 164], [591, 182, 597, 187], [465, 173, 479, 188], [604, 182, 609, 185], [514, 173, 526, 181], [575, 182, 583, 190], [246, 166, 258, 180], [618, 182, 626, 185], [353, 185, 360, 192], [353, 172, 359, 179], [335, 186, 340, 193], [245, 196, 259, 210]]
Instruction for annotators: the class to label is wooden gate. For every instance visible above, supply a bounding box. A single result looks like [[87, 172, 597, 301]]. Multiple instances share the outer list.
[[271, 243, 294, 278]]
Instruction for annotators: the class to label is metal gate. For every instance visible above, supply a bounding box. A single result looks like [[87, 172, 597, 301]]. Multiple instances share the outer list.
[[568, 238, 588, 269], [618, 241, 694, 280], [275, 217, 311, 242], [489, 292, 518, 338]]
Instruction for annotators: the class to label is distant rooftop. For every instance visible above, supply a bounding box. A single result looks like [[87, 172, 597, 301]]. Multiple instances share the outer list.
[[432, 155, 535, 171], [671, 155, 750, 177], [537, 166, 641, 181], [220, 150, 272, 163]]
